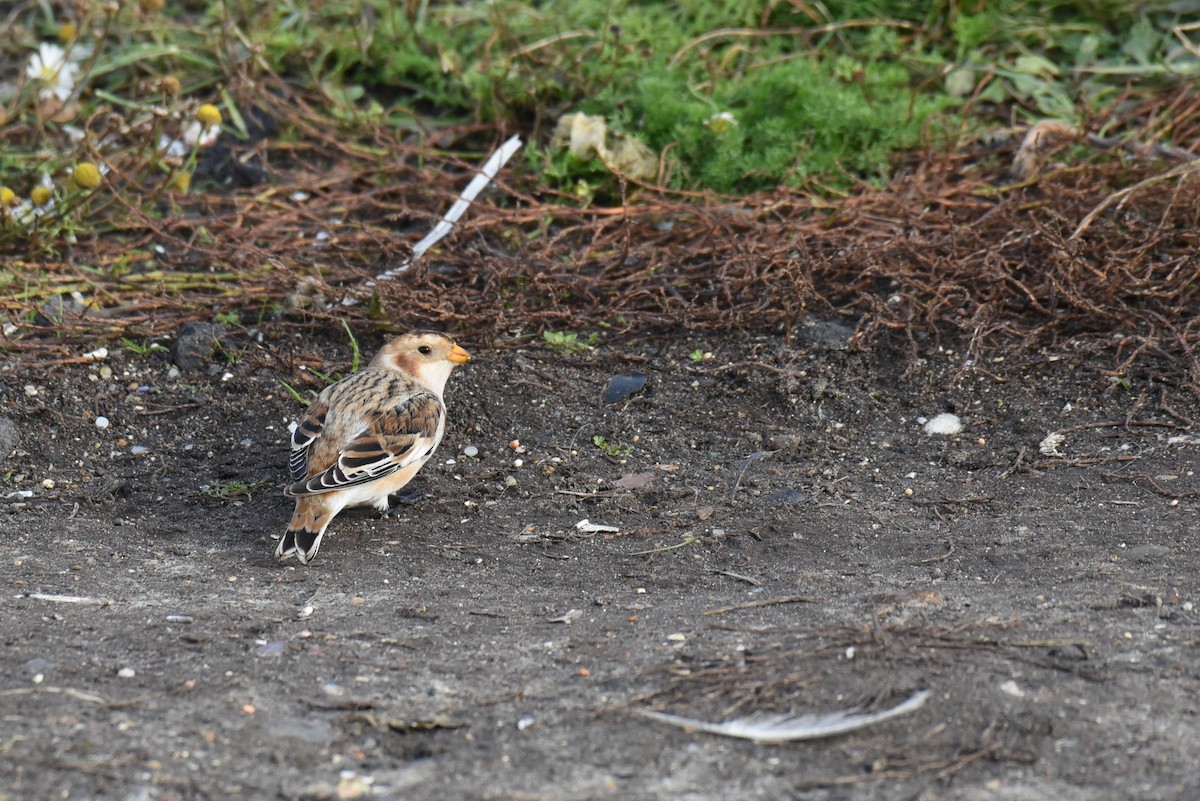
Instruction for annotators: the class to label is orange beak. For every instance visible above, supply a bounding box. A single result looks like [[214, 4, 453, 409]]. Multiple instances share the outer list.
[[448, 344, 471, 364]]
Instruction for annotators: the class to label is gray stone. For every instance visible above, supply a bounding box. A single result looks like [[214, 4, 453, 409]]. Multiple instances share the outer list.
[[602, 372, 647, 403], [797, 317, 854, 349], [262, 715, 334, 747], [0, 416, 19, 460], [170, 322, 226, 370], [35, 295, 89, 326], [767, 487, 806, 504]]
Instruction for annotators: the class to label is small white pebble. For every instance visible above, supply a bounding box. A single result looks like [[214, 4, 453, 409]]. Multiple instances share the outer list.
[[95, 416, 110, 430], [83, 346, 108, 361], [24, 384, 38, 397], [130, 445, 150, 456], [167, 366, 181, 379], [2, 322, 18, 337], [923, 413, 963, 436], [666, 633, 686, 642], [513, 458, 524, 468], [32, 673, 44, 684], [221, 372, 233, 382], [98, 366, 113, 380], [517, 716, 535, 731], [117, 667, 136, 679], [463, 445, 479, 458], [1039, 432, 1066, 457], [41, 479, 54, 490]]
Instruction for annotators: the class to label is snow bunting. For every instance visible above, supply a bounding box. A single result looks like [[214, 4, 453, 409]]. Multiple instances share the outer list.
[[277, 331, 471, 564]]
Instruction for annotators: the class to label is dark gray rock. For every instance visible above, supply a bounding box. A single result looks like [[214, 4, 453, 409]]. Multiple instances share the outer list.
[[0, 416, 19, 460], [602, 372, 647, 403], [797, 317, 855, 349], [35, 294, 89, 326], [170, 322, 226, 370], [767, 487, 806, 504], [262, 715, 334, 747]]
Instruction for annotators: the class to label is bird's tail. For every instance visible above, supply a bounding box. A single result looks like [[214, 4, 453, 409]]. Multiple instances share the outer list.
[[276, 496, 335, 564]]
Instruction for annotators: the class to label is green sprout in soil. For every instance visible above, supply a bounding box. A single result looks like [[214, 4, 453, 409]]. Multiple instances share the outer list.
[[280, 381, 316, 406], [201, 479, 273, 501], [543, 330, 597, 355], [628, 530, 699, 556], [593, 434, 632, 459], [120, 338, 167, 356], [342, 320, 362, 374]]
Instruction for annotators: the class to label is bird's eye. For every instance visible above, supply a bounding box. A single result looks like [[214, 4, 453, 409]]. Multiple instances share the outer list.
[[418, 346, 432, 355]]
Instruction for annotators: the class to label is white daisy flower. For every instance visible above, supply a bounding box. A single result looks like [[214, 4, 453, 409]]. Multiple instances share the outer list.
[[26, 43, 80, 102], [158, 133, 188, 158], [182, 120, 221, 148], [10, 199, 39, 226], [705, 111, 738, 135], [158, 121, 221, 159]]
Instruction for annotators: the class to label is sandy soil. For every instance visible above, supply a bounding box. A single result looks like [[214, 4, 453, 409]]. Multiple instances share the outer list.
[[3, 324, 1197, 800]]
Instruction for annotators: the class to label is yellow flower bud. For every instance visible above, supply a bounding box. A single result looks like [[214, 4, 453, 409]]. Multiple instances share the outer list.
[[160, 76, 181, 97], [0, 187, 16, 207], [72, 162, 103, 190], [31, 186, 53, 206], [169, 172, 191, 192], [195, 104, 222, 126], [57, 22, 77, 43]]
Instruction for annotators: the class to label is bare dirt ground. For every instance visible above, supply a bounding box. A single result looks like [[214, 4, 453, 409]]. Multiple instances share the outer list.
[[3, 321, 1198, 801]]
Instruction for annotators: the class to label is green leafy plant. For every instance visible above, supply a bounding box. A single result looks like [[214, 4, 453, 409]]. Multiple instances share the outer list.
[[119, 337, 167, 355], [201, 479, 273, 501], [593, 434, 632, 459], [543, 330, 597, 355], [279, 380, 316, 406], [342, 320, 362, 373]]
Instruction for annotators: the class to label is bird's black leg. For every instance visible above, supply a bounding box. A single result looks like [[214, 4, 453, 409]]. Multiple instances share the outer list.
[[382, 485, 424, 517]]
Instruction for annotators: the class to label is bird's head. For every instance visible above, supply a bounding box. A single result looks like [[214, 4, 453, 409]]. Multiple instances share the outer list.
[[373, 330, 470, 394]]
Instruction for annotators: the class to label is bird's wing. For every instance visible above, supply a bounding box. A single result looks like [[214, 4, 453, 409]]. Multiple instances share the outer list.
[[289, 400, 329, 483], [286, 390, 443, 496]]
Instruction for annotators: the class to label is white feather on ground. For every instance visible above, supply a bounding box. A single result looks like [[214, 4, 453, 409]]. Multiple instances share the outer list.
[[343, 134, 525, 304], [636, 688, 930, 744], [405, 134, 525, 266]]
